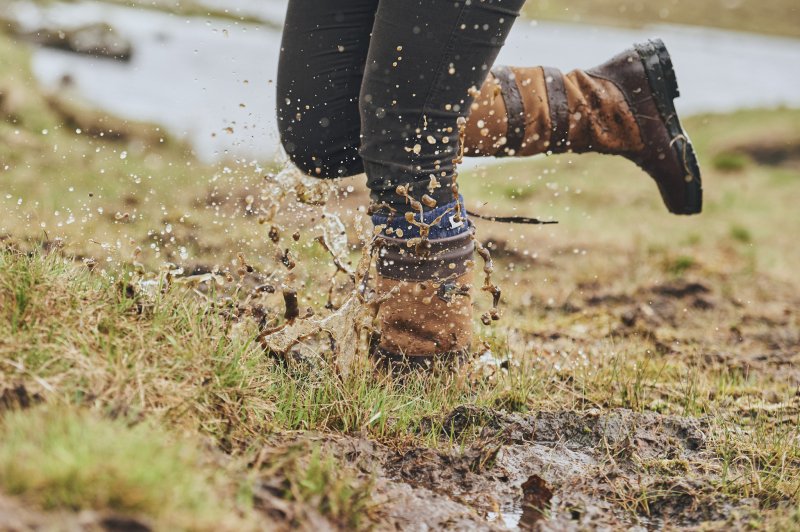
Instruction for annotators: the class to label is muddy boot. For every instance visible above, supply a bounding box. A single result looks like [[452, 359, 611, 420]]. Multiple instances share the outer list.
[[465, 39, 702, 215], [372, 231, 475, 374]]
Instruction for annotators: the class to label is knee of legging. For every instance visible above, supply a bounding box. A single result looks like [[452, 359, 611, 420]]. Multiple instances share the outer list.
[[278, 123, 363, 179]]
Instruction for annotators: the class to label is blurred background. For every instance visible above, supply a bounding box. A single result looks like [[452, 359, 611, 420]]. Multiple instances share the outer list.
[[2, 0, 799, 161]]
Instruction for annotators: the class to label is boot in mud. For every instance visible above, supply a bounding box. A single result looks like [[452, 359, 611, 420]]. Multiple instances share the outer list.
[[465, 38, 702, 215], [372, 231, 475, 375]]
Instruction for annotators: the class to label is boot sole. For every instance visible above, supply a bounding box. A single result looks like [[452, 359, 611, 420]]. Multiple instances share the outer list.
[[370, 344, 469, 376], [635, 39, 703, 215]]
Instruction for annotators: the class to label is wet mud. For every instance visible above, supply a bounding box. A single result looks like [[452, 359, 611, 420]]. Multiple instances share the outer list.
[[249, 406, 758, 531]]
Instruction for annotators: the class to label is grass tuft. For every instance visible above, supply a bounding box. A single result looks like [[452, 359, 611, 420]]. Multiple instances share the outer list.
[[0, 406, 244, 529], [260, 444, 375, 530]]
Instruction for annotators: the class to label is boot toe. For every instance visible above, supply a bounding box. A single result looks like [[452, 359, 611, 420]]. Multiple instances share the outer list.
[[635, 39, 703, 215]]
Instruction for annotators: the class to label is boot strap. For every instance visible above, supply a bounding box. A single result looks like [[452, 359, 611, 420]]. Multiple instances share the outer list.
[[491, 66, 525, 156], [466, 210, 557, 226], [376, 230, 475, 282], [543, 66, 570, 153]]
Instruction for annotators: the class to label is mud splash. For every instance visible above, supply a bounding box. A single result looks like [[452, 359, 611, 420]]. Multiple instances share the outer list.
[[256, 118, 508, 376]]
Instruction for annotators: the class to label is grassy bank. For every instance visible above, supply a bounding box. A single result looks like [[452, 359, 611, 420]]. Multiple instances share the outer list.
[[6, 0, 799, 39], [525, 0, 800, 39]]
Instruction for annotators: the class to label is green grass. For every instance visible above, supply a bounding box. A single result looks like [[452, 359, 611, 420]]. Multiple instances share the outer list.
[[0, 407, 244, 529], [261, 444, 375, 529], [0, 244, 793, 491], [525, 0, 800, 39], [0, 248, 544, 447], [1, 227, 798, 526]]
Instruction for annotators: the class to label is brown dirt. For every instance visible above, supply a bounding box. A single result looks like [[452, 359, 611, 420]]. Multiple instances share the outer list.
[[241, 405, 758, 531]]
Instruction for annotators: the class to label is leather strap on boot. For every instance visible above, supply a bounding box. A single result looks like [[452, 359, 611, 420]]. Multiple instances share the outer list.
[[464, 67, 552, 157], [542, 66, 570, 154], [492, 65, 525, 155]]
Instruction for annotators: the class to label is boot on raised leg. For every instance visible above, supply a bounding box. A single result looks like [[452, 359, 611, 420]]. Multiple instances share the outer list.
[[464, 39, 702, 215]]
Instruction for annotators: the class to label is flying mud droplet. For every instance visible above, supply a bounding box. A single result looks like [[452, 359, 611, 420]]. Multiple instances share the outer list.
[[421, 194, 437, 208], [280, 248, 296, 270], [269, 225, 280, 243], [282, 288, 300, 321], [427, 175, 441, 193], [237, 253, 254, 277]]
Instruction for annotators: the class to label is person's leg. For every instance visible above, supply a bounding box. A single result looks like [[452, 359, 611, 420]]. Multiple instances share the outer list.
[[361, 0, 526, 369], [360, 0, 525, 213], [276, 0, 378, 179], [463, 40, 703, 215]]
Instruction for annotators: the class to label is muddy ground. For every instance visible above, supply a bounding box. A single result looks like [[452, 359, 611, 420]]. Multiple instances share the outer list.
[[4, 161, 800, 530], [0, 408, 729, 531], [222, 243, 796, 530], [257, 273, 792, 531]]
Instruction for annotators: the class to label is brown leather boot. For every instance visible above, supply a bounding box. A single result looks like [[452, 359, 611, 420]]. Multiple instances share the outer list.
[[372, 231, 475, 373], [464, 39, 702, 215]]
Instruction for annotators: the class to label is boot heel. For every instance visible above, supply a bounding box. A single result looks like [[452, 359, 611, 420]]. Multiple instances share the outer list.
[[635, 39, 676, 118], [651, 38, 680, 100]]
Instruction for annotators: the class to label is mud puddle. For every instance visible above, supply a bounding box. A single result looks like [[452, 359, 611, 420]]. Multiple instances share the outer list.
[[251, 406, 759, 530]]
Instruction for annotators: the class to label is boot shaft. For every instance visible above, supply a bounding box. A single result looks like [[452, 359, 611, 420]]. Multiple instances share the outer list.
[[464, 63, 643, 157]]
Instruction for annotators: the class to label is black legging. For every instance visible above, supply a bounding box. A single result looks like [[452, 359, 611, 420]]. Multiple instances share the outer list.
[[277, 0, 526, 215]]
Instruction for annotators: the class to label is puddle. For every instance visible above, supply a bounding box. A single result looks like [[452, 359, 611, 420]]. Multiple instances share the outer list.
[[487, 504, 524, 530], [5, 0, 800, 162], [486, 496, 550, 531]]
